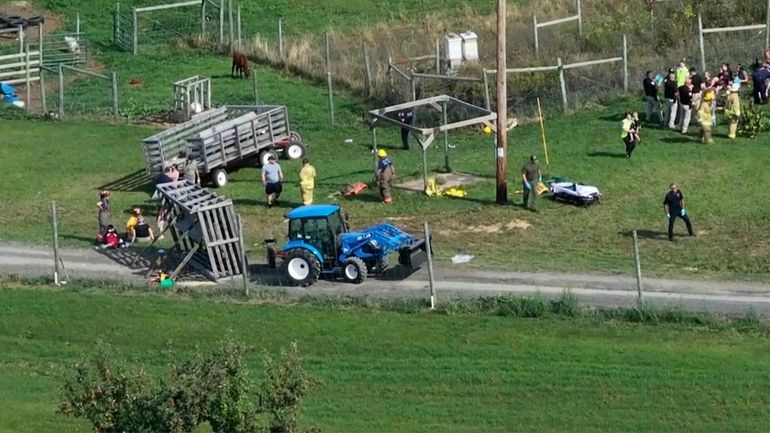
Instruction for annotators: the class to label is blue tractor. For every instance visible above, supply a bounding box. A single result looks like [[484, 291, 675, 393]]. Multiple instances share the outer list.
[[265, 204, 429, 286]]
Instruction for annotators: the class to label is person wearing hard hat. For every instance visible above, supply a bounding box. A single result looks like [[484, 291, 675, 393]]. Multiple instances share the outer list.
[[375, 149, 395, 204], [698, 90, 714, 144], [725, 81, 742, 139]]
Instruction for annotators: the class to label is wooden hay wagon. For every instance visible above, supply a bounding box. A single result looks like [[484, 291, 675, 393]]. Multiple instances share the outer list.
[[152, 180, 245, 282], [141, 105, 305, 187]]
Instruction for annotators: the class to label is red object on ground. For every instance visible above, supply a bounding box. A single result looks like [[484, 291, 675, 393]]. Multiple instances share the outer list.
[[342, 182, 368, 197]]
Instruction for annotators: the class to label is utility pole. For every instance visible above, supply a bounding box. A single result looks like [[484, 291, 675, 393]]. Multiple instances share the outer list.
[[495, 0, 508, 204]]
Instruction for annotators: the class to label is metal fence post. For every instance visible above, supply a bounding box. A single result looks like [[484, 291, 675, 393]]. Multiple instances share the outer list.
[[227, 0, 234, 49], [76, 12, 80, 36], [237, 4, 242, 51], [111, 71, 119, 118], [766, 0, 770, 50], [115, 2, 120, 46], [40, 65, 47, 113], [533, 15, 539, 59], [442, 101, 450, 172], [132, 7, 138, 55], [252, 69, 259, 104], [58, 64, 64, 118], [424, 222, 436, 310], [622, 34, 628, 92], [557, 57, 567, 112], [278, 18, 284, 58], [632, 230, 643, 306], [51, 201, 60, 287], [482, 70, 491, 110], [435, 38, 440, 73], [325, 31, 334, 124], [698, 13, 706, 73], [237, 215, 249, 296]]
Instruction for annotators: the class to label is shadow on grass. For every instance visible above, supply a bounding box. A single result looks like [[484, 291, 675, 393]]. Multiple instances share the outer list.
[[98, 169, 155, 193], [232, 198, 304, 209], [316, 169, 372, 182], [597, 114, 623, 122], [660, 136, 694, 144], [618, 229, 669, 240], [587, 150, 627, 159]]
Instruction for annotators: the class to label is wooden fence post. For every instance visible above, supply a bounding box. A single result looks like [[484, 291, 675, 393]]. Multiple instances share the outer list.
[[252, 69, 259, 104], [76, 12, 80, 35], [442, 101, 450, 172], [410, 70, 417, 101], [325, 31, 334, 124], [58, 64, 64, 118], [24, 46, 31, 113], [237, 215, 249, 297], [698, 13, 706, 73], [766, 0, 770, 50], [622, 34, 628, 92], [576, 0, 583, 36], [435, 38, 440, 73], [111, 71, 119, 118], [40, 65, 47, 113], [18, 25, 23, 55], [533, 15, 539, 59], [557, 57, 567, 112], [219, 0, 224, 45], [363, 44, 373, 98]]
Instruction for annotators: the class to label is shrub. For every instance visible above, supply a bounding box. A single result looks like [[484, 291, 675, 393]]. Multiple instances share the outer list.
[[738, 102, 770, 138]]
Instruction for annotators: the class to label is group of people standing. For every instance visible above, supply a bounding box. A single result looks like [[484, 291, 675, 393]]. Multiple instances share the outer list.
[[641, 57, 747, 145]]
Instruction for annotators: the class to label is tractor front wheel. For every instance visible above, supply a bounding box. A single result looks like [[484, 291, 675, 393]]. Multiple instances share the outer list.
[[343, 257, 367, 284], [284, 249, 321, 287]]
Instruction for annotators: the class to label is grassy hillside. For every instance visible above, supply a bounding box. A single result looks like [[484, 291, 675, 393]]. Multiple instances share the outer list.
[[1, 287, 770, 432]]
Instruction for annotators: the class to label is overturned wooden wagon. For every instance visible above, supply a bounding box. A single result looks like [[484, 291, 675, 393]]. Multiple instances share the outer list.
[[153, 180, 245, 281], [141, 105, 305, 187]]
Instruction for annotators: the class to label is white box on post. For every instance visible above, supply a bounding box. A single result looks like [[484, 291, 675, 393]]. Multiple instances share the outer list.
[[460, 31, 478, 62], [443, 33, 463, 69]]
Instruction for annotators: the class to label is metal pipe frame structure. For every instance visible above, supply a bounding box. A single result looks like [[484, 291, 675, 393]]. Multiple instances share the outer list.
[[368, 95, 497, 191]]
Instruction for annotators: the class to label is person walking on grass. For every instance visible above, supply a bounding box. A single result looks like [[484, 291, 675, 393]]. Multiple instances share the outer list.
[[261, 154, 284, 207], [299, 158, 316, 205], [521, 155, 541, 211], [376, 149, 395, 204], [663, 69, 679, 129], [621, 112, 638, 158], [663, 183, 695, 242], [725, 82, 742, 139], [642, 70, 662, 123]]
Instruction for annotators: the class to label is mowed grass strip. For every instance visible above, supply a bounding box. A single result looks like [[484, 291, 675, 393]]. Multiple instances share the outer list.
[[1, 288, 770, 432]]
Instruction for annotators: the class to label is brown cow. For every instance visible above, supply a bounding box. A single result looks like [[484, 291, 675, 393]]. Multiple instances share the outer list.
[[231, 51, 250, 79]]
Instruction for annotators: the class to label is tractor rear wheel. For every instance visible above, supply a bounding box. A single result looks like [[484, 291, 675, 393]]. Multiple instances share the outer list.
[[342, 257, 367, 284], [284, 249, 321, 287]]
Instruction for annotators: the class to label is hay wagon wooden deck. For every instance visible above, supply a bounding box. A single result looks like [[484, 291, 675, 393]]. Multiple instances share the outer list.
[[141, 105, 305, 187]]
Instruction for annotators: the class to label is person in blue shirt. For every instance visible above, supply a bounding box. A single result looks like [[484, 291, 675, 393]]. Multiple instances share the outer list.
[[376, 149, 395, 204]]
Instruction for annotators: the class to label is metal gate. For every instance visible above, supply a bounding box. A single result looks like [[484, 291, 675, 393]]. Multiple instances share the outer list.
[[113, 3, 133, 51]]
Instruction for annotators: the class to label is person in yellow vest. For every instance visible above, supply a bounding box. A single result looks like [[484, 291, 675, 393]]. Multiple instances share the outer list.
[[725, 82, 742, 139], [621, 112, 637, 158], [299, 158, 316, 205], [698, 91, 714, 144]]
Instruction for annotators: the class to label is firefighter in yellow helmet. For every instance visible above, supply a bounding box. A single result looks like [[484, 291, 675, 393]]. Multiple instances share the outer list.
[[375, 149, 395, 204], [725, 82, 742, 139], [698, 90, 714, 144]]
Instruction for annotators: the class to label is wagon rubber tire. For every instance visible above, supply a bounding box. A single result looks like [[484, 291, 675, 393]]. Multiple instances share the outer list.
[[258, 149, 278, 167], [213, 168, 228, 188], [343, 257, 367, 284], [284, 249, 321, 287], [284, 141, 306, 160]]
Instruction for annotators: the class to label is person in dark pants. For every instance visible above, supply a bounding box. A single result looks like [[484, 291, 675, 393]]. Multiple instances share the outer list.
[[396, 108, 414, 149], [663, 183, 694, 242], [642, 70, 661, 123], [521, 155, 541, 211], [621, 112, 637, 158]]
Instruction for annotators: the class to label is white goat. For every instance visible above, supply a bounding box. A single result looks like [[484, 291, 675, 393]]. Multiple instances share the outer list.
[[63, 36, 80, 54]]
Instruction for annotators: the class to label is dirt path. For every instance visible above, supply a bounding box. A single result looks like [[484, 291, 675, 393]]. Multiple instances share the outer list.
[[2, 241, 769, 315]]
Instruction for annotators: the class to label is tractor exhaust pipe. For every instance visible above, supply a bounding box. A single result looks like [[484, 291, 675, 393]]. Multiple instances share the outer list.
[[398, 238, 429, 270]]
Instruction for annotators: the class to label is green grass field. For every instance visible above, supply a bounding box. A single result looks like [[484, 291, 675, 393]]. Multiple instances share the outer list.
[[1, 287, 770, 433]]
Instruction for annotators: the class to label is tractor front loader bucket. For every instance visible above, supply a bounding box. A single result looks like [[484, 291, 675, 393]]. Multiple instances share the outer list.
[[398, 239, 429, 270]]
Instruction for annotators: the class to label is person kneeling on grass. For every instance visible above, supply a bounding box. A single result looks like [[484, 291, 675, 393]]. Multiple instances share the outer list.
[[97, 225, 124, 250], [125, 208, 155, 246]]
